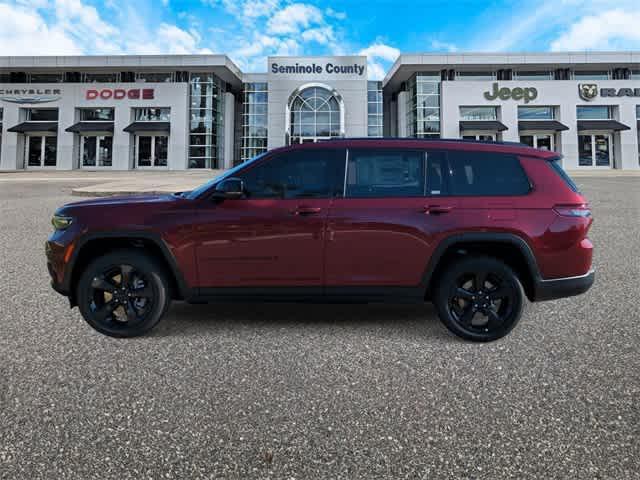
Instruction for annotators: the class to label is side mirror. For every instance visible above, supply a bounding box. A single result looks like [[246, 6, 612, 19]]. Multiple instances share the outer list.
[[213, 177, 245, 199]]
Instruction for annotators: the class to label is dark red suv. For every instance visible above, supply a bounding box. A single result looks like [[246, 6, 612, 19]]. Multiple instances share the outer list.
[[46, 139, 594, 341]]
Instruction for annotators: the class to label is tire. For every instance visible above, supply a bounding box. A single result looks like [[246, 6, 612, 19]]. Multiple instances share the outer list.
[[433, 256, 525, 342], [76, 249, 171, 337]]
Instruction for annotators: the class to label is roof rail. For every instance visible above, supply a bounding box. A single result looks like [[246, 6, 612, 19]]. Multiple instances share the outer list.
[[318, 137, 528, 147]]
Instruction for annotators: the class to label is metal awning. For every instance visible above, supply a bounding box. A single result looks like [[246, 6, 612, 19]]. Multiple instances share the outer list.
[[459, 121, 508, 132], [66, 121, 114, 133], [518, 120, 569, 132], [123, 121, 170, 133], [7, 121, 58, 133], [577, 120, 630, 131]]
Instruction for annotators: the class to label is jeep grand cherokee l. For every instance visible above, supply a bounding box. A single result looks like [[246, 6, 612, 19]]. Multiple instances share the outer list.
[[46, 139, 594, 341]]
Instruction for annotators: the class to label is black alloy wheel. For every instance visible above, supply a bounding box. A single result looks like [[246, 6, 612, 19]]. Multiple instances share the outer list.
[[77, 250, 170, 337], [434, 256, 524, 342]]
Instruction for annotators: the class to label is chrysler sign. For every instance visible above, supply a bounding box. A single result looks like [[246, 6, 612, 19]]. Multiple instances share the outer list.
[[86, 88, 155, 100], [0, 88, 62, 104]]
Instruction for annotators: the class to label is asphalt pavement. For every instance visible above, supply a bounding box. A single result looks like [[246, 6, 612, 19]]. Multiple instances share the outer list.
[[0, 176, 638, 479]]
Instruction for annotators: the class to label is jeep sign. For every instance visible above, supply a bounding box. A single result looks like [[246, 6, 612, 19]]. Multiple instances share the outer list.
[[483, 83, 538, 103]]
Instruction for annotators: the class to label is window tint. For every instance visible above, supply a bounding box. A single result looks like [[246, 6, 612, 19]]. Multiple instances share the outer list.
[[447, 151, 530, 196], [426, 150, 448, 196], [240, 149, 343, 199], [346, 149, 424, 198]]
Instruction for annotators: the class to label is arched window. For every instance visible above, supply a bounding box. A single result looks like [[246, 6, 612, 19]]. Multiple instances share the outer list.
[[288, 85, 342, 143]]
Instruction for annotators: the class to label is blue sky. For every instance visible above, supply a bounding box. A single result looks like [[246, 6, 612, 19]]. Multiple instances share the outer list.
[[2, 0, 640, 78]]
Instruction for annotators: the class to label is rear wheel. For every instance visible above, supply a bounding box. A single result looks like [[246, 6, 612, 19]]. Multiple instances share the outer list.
[[433, 256, 524, 342], [76, 250, 170, 337]]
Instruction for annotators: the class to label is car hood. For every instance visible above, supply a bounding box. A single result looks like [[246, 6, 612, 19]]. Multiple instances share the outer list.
[[56, 193, 181, 216]]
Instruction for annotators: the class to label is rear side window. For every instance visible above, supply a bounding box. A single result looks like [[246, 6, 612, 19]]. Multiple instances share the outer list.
[[548, 158, 580, 192], [346, 149, 424, 198], [447, 151, 531, 196]]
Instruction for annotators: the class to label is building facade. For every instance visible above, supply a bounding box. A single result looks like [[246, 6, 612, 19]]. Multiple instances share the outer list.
[[1, 52, 640, 171]]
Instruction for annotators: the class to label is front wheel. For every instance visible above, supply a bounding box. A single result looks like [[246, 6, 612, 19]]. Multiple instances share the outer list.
[[76, 250, 170, 337], [433, 256, 525, 342]]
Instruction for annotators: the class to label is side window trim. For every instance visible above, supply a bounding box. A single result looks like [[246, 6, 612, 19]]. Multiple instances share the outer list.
[[342, 148, 349, 198]]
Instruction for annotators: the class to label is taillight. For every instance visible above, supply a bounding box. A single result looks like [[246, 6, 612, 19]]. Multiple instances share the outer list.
[[553, 204, 592, 218]]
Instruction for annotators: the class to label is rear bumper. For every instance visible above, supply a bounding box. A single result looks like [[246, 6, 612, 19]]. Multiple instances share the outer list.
[[533, 269, 595, 302]]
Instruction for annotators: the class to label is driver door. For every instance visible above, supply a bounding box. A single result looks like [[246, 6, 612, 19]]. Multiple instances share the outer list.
[[194, 148, 344, 288]]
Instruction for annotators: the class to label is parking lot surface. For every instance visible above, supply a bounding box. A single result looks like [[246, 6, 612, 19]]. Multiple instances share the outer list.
[[0, 177, 638, 479]]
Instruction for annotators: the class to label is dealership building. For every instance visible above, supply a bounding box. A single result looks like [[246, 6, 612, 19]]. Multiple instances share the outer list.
[[1, 51, 640, 171]]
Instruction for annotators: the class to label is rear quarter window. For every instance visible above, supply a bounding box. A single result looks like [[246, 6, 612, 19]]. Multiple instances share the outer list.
[[446, 150, 531, 196], [548, 158, 580, 193]]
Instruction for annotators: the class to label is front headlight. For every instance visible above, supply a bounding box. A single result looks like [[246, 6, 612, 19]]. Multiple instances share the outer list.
[[52, 214, 73, 230]]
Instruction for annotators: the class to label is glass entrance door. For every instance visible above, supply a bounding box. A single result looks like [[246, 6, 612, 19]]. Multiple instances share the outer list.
[[520, 133, 554, 151], [579, 134, 612, 167], [26, 135, 57, 168], [462, 134, 496, 142], [81, 135, 113, 168], [135, 135, 168, 168]]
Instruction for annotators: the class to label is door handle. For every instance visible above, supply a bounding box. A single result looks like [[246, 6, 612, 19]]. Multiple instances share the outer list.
[[423, 205, 453, 215], [291, 206, 322, 216]]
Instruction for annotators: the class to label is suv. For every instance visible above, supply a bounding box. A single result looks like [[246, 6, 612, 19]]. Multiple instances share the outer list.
[[46, 139, 594, 341]]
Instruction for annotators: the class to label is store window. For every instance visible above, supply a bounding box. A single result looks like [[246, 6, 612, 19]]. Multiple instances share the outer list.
[[135, 72, 174, 83], [134, 107, 170, 122], [136, 135, 168, 168], [28, 73, 63, 83], [241, 82, 268, 161], [83, 72, 120, 83], [27, 108, 59, 121], [80, 108, 115, 121], [455, 71, 497, 81], [460, 106, 498, 121], [514, 71, 554, 80], [518, 106, 555, 120], [367, 81, 383, 137], [289, 85, 342, 144], [406, 73, 440, 138], [631, 71, 640, 80], [573, 70, 610, 80], [189, 72, 225, 168], [576, 106, 612, 120]]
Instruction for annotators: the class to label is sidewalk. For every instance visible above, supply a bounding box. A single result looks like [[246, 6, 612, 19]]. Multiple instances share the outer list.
[[0, 168, 637, 197]]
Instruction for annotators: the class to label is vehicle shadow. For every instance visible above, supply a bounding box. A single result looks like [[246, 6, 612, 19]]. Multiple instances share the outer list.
[[152, 301, 457, 342]]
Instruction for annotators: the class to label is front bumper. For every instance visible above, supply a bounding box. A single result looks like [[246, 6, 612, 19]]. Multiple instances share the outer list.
[[533, 269, 595, 302]]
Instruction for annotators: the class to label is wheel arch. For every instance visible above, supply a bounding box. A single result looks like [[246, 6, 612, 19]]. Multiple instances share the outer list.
[[422, 233, 541, 302], [66, 232, 191, 306]]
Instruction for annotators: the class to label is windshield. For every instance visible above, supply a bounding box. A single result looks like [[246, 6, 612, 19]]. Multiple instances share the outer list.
[[185, 152, 269, 199]]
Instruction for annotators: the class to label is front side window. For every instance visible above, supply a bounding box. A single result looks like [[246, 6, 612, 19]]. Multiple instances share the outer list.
[[134, 107, 170, 122], [576, 106, 612, 120], [240, 149, 343, 199], [447, 151, 530, 196], [460, 106, 498, 121], [346, 149, 424, 198]]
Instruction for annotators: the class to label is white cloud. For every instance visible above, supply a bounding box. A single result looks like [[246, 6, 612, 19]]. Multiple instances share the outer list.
[[0, 3, 82, 55], [300, 26, 335, 45], [358, 42, 400, 80], [325, 7, 346, 20], [267, 3, 323, 35], [430, 40, 458, 52], [550, 9, 640, 50]]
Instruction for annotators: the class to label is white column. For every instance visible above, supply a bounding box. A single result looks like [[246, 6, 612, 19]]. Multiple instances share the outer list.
[[0, 104, 20, 170], [223, 92, 235, 169], [56, 104, 76, 170], [558, 103, 579, 169], [500, 103, 519, 142], [619, 104, 639, 170]]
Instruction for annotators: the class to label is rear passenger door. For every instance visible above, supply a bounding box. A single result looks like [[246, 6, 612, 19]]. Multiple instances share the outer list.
[[324, 148, 452, 288]]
